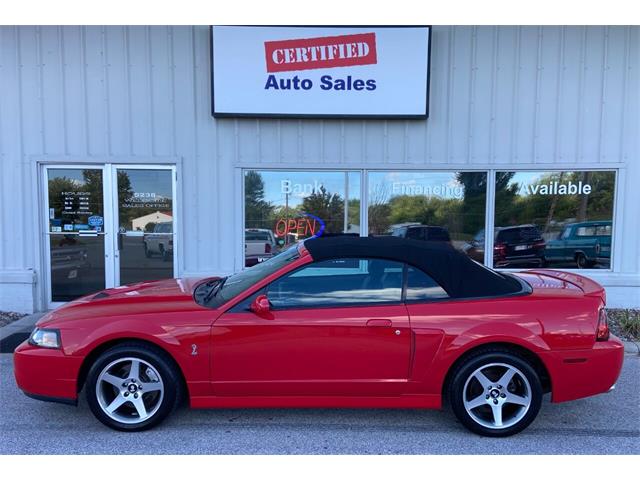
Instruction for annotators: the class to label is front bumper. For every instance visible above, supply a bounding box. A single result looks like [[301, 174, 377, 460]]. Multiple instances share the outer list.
[[13, 340, 83, 403], [539, 335, 625, 403]]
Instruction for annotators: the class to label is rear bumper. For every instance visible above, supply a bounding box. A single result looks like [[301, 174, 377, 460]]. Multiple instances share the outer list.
[[13, 341, 82, 402], [495, 257, 544, 268], [539, 335, 625, 403]]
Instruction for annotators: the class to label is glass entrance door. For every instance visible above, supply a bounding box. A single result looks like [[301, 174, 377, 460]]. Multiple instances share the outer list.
[[43, 165, 177, 307], [113, 167, 176, 285], [45, 167, 107, 302]]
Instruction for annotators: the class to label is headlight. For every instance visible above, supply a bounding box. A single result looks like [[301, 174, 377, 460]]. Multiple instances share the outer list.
[[28, 328, 61, 349]]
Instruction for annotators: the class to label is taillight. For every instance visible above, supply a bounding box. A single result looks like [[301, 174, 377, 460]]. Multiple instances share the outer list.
[[533, 240, 546, 249], [596, 308, 610, 341], [494, 243, 506, 258], [265, 243, 272, 254]]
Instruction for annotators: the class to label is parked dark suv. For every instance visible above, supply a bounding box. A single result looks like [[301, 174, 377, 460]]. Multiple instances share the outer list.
[[493, 224, 546, 268], [391, 225, 451, 243]]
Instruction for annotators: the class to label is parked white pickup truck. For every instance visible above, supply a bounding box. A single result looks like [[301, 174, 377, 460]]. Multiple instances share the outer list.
[[245, 228, 278, 267], [143, 222, 173, 261]]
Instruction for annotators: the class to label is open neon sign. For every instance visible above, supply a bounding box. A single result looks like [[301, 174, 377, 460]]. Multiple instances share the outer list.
[[274, 212, 325, 239]]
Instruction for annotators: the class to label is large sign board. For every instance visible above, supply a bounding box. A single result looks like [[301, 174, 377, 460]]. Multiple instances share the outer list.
[[211, 26, 431, 119]]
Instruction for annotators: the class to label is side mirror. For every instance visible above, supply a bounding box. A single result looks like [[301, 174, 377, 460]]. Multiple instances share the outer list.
[[250, 294, 271, 315]]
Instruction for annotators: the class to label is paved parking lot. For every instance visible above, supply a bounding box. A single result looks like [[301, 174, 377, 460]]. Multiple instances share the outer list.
[[1, 353, 638, 454]]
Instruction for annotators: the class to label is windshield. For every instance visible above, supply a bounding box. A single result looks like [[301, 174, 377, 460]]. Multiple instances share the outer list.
[[196, 245, 300, 308], [496, 226, 541, 243]]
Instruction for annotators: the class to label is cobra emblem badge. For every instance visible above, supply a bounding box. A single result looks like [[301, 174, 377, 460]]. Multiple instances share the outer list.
[[191, 344, 198, 356]]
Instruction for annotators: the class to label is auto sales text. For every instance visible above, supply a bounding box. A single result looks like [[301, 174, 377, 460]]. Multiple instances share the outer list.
[[265, 74, 376, 91]]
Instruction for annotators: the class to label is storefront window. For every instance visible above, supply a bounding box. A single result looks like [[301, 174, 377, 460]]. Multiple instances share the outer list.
[[244, 170, 361, 267], [493, 171, 616, 269], [367, 171, 488, 262]]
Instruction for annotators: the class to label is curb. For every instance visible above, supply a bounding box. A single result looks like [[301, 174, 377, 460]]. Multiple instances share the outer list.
[[623, 341, 640, 355], [0, 311, 48, 342]]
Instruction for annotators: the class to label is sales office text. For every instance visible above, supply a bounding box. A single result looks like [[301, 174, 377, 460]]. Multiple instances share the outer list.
[[265, 74, 376, 91]]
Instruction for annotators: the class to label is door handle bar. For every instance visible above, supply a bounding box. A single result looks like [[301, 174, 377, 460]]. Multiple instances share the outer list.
[[366, 319, 393, 327]]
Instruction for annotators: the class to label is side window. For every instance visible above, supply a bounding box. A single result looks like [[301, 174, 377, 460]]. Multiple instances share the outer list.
[[267, 258, 403, 309], [405, 266, 449, 301], [406, 228, 424, 240], [576, 226, 596, 237], [561, 227, 572, 240], [428, 227, 450, 242]]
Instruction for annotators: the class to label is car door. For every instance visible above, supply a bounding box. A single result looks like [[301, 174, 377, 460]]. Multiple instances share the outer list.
[[595, 224, 612, 264], [557, 226, 572, 262], [211, 257, 411, 396], [576, 225, 598, 261]]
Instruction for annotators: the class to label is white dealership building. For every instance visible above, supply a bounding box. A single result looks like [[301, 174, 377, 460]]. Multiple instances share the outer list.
[[0, 25, 638, 313]]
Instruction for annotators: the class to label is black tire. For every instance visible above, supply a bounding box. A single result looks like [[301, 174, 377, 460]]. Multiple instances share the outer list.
[[575, 253, 588, 269], [160, 244, 171, 262], [85, 342, 182, 432], [448, 348, 543, 437]]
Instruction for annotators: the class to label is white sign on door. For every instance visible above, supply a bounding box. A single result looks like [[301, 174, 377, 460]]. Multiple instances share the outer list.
[[211, 26, 431, 118]]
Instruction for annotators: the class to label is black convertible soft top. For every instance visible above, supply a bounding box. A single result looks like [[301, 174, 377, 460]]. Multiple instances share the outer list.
[[303, 236, 524, 299]]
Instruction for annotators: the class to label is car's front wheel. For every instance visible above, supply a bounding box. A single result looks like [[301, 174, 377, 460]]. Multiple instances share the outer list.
[[85, 343, 182, 431], [449, 349, 542, 437]]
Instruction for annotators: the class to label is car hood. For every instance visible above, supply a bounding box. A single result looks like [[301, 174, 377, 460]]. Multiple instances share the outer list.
[[38, 277, 216, 327]]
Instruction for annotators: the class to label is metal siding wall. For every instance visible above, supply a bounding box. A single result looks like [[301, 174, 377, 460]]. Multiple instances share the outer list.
[[0, 25, 638, 309]]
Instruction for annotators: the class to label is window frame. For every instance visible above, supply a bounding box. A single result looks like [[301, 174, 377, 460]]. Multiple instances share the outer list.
[[256, 257, 453, 312], [264, 257, 408, 311], [241, 168, 364, 270], [240, 167, 620, 275], [491, 168, 618, 273], [403, 264, 451, 304]]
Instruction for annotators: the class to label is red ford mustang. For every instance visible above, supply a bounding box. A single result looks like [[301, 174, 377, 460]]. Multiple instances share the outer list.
[[14, 236, 623, 436]]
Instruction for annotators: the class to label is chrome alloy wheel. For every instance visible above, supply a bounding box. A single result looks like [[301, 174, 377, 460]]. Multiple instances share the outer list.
[[462, 362, 531, 430], [95, 357, 164, 425]]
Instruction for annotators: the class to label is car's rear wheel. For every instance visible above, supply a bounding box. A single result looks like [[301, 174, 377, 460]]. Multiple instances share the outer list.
[[449, 350, 542, 437], [85, 343, 182, 431]]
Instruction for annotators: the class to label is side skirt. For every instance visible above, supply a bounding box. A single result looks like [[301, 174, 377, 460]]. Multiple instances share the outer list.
[[190, 394, 442, 409], [23, 390, 78, 406]]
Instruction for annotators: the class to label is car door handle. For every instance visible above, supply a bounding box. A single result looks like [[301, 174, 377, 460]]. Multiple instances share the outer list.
[[366, 319, 393, 327]]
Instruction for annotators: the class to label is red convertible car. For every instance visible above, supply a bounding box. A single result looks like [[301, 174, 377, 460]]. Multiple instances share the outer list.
[[14, 236, 623, 436]]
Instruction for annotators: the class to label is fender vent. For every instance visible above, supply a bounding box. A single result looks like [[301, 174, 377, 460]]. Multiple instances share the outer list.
[[93, 291, 109, 300]]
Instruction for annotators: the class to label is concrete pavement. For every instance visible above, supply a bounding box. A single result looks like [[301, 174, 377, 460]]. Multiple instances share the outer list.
[[0, 353, 638, 454]]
